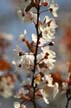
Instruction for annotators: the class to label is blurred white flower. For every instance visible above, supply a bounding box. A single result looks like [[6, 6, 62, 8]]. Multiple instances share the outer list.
[[0, 33, 13, 41], [14, 102, 20, 108], [49, 2, 59, 17], [0, 74, 15, 98], [14, 102, 26, 108], [0, 33, 13, 50], [17, 10, 37, 23], [0, 89, 13, 98], [40, 82, 59, 104]]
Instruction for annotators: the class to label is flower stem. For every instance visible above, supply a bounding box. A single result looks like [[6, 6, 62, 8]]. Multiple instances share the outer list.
[[31, 0, 40, 108]]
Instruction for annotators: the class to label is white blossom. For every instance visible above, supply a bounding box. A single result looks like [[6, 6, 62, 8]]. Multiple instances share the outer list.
[[37, 46, 56, 71], [14, 102, 20, 108], [32, 16, 57, 46]]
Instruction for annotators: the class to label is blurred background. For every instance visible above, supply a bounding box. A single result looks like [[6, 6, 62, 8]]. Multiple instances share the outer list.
[[0, 0, 71, 108]]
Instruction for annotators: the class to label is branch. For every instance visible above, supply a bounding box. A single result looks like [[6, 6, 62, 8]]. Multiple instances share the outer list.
[[31, 0, 40, 108]]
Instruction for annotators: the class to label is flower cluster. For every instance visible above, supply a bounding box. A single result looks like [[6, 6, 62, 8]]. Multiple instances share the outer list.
[[12, 0, 60, 107]]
